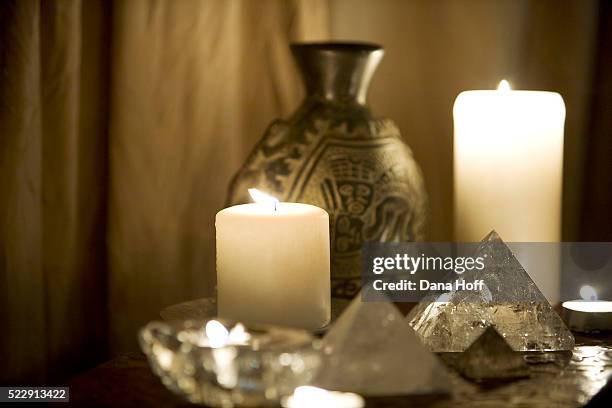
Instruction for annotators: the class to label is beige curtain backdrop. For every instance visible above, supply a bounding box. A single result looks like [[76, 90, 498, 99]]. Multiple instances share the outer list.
[[1, 0, 328, 383], [1, 0, 110, 382], [0, 0, 601, 383]]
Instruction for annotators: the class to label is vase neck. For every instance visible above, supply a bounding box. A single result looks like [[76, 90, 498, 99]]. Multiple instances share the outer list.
[[291, 42, 384, 105]]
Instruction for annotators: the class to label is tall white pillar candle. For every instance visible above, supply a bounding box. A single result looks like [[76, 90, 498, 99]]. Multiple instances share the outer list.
[[216, 189, 331, 330], [453, 80, 565, 302]]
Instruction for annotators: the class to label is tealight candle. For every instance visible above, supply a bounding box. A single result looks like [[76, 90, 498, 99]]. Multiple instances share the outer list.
[[562, 285, 612, 333], [216, 189, 331, 330]]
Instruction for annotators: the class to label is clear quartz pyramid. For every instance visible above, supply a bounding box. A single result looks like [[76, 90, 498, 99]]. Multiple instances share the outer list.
[[314, 289, 450, 396], [452, 326, 529, 381], [407, 231, 575, 352]]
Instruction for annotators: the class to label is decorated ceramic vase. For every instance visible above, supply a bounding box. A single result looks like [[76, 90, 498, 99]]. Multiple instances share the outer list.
[[227, 42, 427, 298]]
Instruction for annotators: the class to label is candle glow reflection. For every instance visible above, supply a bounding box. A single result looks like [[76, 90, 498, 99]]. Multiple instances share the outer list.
[[580, 285, 598, 301], [282, 386, 364, 408]]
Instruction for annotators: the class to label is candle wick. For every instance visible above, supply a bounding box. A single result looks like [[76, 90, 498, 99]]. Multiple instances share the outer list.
[[274, 201, 278, 211]]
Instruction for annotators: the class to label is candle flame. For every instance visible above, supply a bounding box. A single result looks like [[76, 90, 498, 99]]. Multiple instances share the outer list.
[[580, 285, 598, 301], [204, 321, 251, 347], [228, 323, 251, 345], [248, 188, 279, 211], [205, 320, 229, 348], [497, 79, 511, 91]]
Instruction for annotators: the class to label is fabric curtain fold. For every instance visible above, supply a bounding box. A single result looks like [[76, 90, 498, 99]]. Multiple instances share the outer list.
[[1, 0, 109, 383], [1, 0, 328, 382], [1, 0, 45, 384]]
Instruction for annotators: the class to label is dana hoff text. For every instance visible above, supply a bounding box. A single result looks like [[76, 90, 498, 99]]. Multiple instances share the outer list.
[[372, 279, 485, 292]]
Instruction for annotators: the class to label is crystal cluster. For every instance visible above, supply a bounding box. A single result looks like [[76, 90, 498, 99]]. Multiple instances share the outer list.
[[407, 231, 575, 352], [314, 289, 450, 396]]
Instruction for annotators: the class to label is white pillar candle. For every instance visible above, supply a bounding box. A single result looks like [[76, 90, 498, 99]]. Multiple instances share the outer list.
[[216, 189, 331, 330], [453, 80, 565, 302]]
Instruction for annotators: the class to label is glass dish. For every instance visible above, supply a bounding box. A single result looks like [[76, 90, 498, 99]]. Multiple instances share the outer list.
[[139, 319, 322, 407]]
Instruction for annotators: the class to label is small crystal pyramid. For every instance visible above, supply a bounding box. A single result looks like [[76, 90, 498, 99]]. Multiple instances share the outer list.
[[314, 289, 450, 396], [452, 326, 529, 381], [407, 231, 574, 352]]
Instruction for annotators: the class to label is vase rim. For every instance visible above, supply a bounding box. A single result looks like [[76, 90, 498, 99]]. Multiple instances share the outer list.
[[290, 41, 383, 53]]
